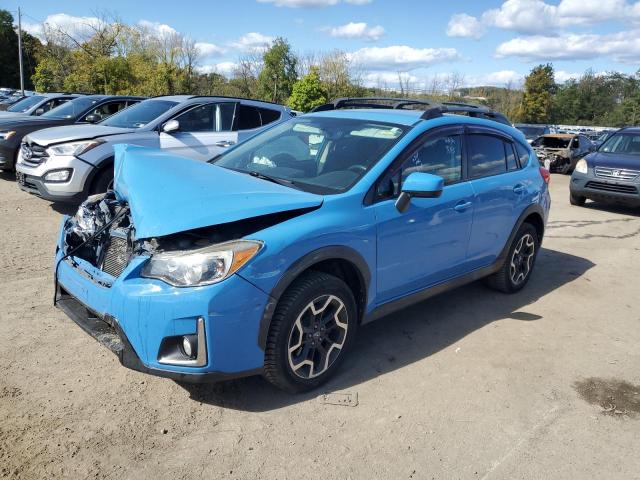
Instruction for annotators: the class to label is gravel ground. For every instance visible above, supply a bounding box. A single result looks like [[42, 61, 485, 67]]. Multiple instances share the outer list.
[[0, 171, 639, 480]]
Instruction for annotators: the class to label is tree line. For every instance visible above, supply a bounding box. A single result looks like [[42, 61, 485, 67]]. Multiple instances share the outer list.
[[0, 9, 638, 126]]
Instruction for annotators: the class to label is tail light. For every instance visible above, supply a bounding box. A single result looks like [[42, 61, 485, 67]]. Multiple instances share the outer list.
[[539, 167, 551, 184]]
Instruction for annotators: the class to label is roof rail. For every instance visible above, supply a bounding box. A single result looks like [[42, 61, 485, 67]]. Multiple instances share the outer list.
[[311, 97, 512, 126], [311, 97, 438, 112]]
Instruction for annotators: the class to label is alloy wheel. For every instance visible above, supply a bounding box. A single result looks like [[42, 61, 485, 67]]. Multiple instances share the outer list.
[[287, 295, 348, 379], [510, 233, 536, 285]]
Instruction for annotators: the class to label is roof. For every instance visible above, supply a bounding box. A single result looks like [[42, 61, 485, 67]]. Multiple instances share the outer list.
[[541, 133, 576, 139], [619, 127, 640, 133], [308, 108, 424, 126]]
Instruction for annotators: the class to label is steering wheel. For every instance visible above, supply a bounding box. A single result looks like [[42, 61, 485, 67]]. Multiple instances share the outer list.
[[270, 153, 298, 168], [348, 164, 367, 173]]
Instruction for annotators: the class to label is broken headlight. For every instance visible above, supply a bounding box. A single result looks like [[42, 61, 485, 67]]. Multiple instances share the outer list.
[[141, 240, 262, 287]]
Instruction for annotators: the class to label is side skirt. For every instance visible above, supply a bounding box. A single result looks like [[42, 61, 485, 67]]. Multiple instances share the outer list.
[[362, 262, 501, 324]]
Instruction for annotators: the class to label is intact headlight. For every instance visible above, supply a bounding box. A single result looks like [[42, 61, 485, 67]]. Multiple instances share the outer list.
[[575, 158, 588, 174], [47, 139, 105, 157], [0, 130, 16, 141], [141, 240, 263, 287]]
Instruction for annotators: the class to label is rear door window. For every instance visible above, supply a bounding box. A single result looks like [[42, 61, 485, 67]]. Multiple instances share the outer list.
[[468, 134, 508, 178], [506, 142, 519, 171]]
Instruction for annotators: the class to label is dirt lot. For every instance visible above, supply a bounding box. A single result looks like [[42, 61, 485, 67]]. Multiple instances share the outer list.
[[0, 171, 639, 479]]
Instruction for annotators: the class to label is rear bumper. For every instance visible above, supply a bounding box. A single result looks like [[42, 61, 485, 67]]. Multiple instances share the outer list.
[[570, 173, 640, 206]]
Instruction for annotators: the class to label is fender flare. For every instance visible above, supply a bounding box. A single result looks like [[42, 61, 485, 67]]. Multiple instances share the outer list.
[[256, 245, 371, 349], [497, 203, 546, 265]]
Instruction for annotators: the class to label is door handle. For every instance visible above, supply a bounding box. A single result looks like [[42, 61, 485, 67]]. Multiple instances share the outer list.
[[215, 140, 236, 147], [513, 184, 526, 194], [454, 201, 472, 212]]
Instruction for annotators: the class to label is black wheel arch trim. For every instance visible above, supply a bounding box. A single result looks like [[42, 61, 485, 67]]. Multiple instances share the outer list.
[[256, 245, 371, 349]]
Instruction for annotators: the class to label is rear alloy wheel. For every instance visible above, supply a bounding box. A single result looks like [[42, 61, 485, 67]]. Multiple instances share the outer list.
[[264, 271, 357, 393], [486, 223, 540, 293], [570, 192, 586, 206]]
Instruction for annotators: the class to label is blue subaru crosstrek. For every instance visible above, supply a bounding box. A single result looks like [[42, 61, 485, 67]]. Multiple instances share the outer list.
[[54, 99, 551, 393]]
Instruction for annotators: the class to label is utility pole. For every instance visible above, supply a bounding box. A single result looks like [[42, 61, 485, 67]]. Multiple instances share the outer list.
[[17, 7, 25, 95]]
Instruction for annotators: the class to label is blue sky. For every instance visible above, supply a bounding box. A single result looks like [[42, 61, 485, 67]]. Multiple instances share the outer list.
[[6, 0, 640, 88]]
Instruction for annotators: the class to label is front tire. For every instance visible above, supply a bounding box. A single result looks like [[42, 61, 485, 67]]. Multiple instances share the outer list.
[[570, 192, 586, 206], [485, 223, 540, 294], [263, 271, 358, 393], [90, 166, 114, 195]]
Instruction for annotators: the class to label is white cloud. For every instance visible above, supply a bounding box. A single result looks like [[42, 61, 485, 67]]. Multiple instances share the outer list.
[[229, 32, 274, 51], [325, 22, 385, 41], [195, 42, 226, 58], [495, 29, 640, 62], [554, 70, 582, 82], [348, 45, 460, 71], [257, 0, 371, 6], [197, 62, 238, 76], [448, 0, 640, 38], [23, 13, 105, 41], [137, 19, 178, 37], [362, 71, 419, 87], [446, 13, 485, 39]]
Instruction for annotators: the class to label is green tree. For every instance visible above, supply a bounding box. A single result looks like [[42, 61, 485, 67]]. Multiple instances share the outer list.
[[519, 64, 556, 123], [257, 37, 298, 103], [0, 9, 42, 89], [288, 67, 327, 112]]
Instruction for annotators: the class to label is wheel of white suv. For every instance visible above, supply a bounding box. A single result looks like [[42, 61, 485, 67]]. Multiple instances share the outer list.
[[263, 271, 358, 393], [486, 223, 540, 294]]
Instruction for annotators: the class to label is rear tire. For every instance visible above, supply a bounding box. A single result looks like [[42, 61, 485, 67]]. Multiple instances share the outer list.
[[485, 223, 540, 294], [570, 192, 586, 206], [90, 166, 114, 195], [263, 271, 358, 393]]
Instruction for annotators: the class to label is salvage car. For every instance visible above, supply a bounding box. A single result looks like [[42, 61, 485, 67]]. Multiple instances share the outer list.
[[53, 99, 550, 392], [532, 133, 593, 173], [16, 95, 292, 203], [570, 127, 640, 207], [0, 95, 143, 171]]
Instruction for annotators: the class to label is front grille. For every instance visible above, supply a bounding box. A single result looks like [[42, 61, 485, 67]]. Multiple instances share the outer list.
[[585, 181, 638, 194], [101, 236, 130, 277], [594, 166, 639, 181], [20, 142, 49, 167]]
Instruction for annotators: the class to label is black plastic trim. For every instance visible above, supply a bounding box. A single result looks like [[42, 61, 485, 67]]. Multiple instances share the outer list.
[[257, 245, 371, 349]]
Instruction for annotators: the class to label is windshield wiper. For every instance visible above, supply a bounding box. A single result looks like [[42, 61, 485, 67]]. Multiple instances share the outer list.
[[247, 170, 298, 188]]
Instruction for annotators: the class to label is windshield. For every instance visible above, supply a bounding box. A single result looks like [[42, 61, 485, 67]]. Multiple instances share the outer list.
[[518, 125, 546, 139], [7, 95, 45, 113], [42, 97, 99, 119], [532, 136, 571, 148], [599, 133, 640, 155], [211, 117, 407, 194], [100, 99, 177, 128]]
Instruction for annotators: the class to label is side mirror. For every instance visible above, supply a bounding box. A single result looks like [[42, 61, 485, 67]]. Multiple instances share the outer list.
[[85, 114, 100, 123], [35, 108, 44, 116], [395, 172, 444, 213], [162, 119, 180, 134]]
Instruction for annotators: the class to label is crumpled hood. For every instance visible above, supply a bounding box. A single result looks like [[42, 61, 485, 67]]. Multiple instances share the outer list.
[[25, 125, 135, 146], [113, 144, 324, 239], [587, 151, 640, 170]]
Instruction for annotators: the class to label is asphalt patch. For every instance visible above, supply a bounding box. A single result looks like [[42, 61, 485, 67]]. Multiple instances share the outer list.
[[574, 377, 640, 418]]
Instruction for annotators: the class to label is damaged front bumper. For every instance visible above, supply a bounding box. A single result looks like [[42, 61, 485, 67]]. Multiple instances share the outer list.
[[54, 216, 270, 382]]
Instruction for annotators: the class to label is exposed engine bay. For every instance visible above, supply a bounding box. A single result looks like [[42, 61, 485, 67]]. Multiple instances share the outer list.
[[61, 192, 315, 281]]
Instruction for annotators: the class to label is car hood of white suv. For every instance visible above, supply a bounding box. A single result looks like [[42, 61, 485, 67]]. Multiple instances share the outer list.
[[113, 144, 324, 239], [25, 125, 136, 146]]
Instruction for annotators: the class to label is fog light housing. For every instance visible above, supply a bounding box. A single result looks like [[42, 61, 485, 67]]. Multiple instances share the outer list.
[[43, 168, 72, 183], [182, 335, 197, 359]]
